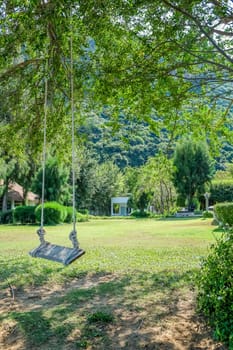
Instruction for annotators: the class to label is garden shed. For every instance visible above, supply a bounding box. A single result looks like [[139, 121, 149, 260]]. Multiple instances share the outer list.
[[111, 196, 130, 216]]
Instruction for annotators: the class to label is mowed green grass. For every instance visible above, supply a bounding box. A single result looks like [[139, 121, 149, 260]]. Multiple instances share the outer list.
[[0, 218, 224, 350], [0, 217, 219, 289]]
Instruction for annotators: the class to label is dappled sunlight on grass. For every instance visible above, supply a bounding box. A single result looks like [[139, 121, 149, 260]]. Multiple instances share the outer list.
[[1, 270, 193, 349], [0, 218, 218, 289], [0, 218, 225, 350]]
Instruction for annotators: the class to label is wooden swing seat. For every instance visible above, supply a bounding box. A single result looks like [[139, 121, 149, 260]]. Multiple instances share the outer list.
[[29, 242, 85, 265]]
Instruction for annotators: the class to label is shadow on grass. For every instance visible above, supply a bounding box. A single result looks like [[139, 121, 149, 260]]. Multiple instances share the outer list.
[[2, 269, 201, 350], [10, 310, 52, 346], [0, 256, 88, 290]]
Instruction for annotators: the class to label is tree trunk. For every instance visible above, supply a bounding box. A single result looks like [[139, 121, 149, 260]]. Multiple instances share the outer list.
[[2, 178, 9, 212], [2, 193, 8, 212]]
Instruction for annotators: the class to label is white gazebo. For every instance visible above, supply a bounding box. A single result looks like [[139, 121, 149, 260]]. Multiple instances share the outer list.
[[111, 196, 130, 216]]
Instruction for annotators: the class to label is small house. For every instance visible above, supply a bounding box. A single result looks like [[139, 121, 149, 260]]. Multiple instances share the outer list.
[[0, 182, 39, 211], [111, 196, 130, 216]]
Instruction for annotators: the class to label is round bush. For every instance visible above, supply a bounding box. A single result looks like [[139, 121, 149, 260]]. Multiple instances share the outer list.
[[202, 210, 213, 218], [35, 202, 67, 225], [197, 234, 233, 347]]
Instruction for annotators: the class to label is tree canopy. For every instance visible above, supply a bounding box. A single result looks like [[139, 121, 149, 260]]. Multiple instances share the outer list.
[[173, 138, 215, 210], [1, 0, 233, 161]]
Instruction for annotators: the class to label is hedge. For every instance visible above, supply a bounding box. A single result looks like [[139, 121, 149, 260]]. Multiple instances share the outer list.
[[202, 210, 213, 218], [13, 206, 36, 224], [64, 206, 88, 223], [35, 202, 67, 225], [35, 203, 89, 225], [214, 202, 233, 228], [64, 206, 73, 223], [76, 212, 88, 222], [197, 233, 233, 347], [0, 210, 14, 224]]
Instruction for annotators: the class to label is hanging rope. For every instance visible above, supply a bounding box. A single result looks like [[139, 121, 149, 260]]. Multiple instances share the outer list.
[[69, 22, 79, 250], [36, 61, 48, 245], [30, 19, 85, 264], [41, 76, 48, 231]]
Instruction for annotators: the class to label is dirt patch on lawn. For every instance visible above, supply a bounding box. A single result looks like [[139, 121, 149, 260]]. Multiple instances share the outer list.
[[0, 273, 227, 350]]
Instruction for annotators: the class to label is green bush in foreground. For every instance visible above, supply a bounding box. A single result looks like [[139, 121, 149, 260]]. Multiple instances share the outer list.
[[197, 233, 233, 347], [214, 202, 233, 228]]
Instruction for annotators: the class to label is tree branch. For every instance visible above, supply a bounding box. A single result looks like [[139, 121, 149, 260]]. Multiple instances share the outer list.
[[161, 0, 233, 65], [173, 40, 233, 74], [0, 58, 43, 81], [212, 29, 233, 37]]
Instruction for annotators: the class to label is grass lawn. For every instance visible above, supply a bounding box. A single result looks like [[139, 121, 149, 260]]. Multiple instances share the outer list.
[[0, 218, 226, 350]]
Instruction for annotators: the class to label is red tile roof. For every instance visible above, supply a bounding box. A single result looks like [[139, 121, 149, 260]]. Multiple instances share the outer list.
[[7, 182, 39, 202]]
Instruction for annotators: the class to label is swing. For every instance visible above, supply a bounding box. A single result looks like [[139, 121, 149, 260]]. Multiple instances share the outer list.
[[29, 230, 85, 265], [29, 33, 85, 265]]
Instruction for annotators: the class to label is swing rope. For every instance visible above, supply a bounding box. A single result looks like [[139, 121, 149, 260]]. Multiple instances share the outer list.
[[69, 27, 79, 249], [37, 47, 79, 249], [41, 77, 47, 232], [36, 62, 48, 245], [29, 21, 85, 264]]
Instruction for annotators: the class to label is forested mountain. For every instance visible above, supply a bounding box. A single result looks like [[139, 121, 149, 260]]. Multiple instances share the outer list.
[[216, 143, 233, 170], [79, 112, 163, 168], [79, 110, 233, 170]]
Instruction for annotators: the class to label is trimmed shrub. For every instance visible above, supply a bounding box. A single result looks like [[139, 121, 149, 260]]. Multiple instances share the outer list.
[[35, 202, 67, 225], [78, 208, 89, 215], [76, 212, 88, 222], [197, 233, 233, 347], [64, 206, 73, 223], [202, 210, 213, 218], [64, 207, 89, 223], [130, 210, 151, 218], [13, 206, 36, 224], [214, 202, 233, 228], [194, 210, 203, 215], [0, 210, 14, 224]]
